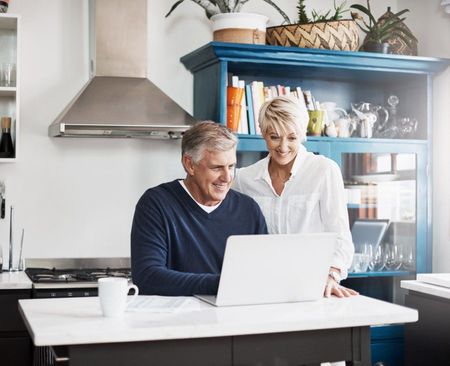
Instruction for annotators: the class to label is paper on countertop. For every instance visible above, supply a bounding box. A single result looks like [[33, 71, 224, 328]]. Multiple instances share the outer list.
[[127, 295, 207, 313], [417, 273, 450, 289]]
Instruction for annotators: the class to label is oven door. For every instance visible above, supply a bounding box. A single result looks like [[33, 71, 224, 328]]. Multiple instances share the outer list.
[[31, 287, 98, 299]]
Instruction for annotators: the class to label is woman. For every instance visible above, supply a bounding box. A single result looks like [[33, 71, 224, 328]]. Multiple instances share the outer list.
[[233, 96, 357, 298]]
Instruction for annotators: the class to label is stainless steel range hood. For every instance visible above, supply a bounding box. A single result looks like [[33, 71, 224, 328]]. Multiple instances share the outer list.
[[48, 76, 195, 139], [48, 0, 195, 139]]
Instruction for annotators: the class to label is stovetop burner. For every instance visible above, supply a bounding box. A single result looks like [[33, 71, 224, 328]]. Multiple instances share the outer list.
[[25, 267, 132, 283]]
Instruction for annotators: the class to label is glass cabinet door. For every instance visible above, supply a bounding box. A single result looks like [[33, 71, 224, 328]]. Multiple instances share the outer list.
[[342, 152, 418, 275]]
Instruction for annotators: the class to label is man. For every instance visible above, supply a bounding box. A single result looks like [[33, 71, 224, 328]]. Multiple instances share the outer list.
[[131, 121, 268, 296]]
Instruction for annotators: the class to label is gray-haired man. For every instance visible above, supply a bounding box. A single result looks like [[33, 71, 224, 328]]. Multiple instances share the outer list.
[[131, 121, 268, 296]]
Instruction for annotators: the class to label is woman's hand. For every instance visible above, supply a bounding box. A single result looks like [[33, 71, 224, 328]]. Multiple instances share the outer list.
[[324, 273, 359, 298]]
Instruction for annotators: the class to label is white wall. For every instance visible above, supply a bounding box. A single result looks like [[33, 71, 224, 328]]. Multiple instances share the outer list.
[[0, 0, 186, 261], [150, 0, 391, 112], [399, 0, 450, 272], [1, 0, 448, 269]]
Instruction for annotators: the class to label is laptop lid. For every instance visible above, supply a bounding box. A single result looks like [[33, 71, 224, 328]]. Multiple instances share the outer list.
[[198, 233, 336, 307]]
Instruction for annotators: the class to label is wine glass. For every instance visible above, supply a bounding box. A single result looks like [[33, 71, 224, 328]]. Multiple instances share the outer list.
[[398, 117, 418, 138], [353, 243, 371, 272], [384, 243, 402, 271], [400, 243, 415, 271], [368, 244, 385, 272]]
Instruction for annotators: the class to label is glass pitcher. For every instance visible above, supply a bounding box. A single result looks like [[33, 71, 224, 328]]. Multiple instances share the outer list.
[[351, 102, 389, 138]]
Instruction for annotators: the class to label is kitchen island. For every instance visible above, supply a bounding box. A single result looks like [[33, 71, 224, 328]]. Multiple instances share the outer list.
[[19, 295, 417, 366], [402, 277, 450, 365]]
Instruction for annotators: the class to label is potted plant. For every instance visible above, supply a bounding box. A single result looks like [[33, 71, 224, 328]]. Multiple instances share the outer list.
[[265, 0, 359, 51], [350, 1, 416, 53], [165, 0, 290, 45]]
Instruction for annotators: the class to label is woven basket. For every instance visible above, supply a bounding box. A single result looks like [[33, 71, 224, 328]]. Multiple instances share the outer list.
[[266, 20, 359, 51], [375, 8, 418, 56]]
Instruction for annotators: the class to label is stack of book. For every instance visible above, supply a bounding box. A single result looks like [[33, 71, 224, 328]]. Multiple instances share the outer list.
[[227, 75, 316, 135], [226, 76, 245, 133]]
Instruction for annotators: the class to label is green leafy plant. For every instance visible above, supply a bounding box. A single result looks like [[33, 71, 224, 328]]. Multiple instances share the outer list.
[[297, 0, 349, 24], [165, 0, 290, 24], [350, 1, 416, 47]]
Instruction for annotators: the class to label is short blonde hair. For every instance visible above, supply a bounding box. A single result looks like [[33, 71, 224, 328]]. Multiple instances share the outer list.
[[258, 96, 308, 142], [181, 121, 238, 164]]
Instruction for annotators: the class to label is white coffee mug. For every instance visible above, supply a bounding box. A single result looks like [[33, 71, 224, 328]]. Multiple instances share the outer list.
[[98, 278, 139, 318]]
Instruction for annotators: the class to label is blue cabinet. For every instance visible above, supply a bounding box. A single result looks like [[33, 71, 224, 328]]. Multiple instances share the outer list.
[[182, 42, 450, 365]]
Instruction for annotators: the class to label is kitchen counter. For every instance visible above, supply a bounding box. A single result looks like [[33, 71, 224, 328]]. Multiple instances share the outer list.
[[19, 295, 417, 366], [19, 295, 417, 347], [401, 277, 450, 299], [0, 271, 32, 289], [401, 277, 450, 365]]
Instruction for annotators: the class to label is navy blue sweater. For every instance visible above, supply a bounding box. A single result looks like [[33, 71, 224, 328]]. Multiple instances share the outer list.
[[131, 180, 268, 296]]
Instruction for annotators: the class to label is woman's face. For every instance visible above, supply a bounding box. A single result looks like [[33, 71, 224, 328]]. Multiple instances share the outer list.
[[263, 126, 300, 166]]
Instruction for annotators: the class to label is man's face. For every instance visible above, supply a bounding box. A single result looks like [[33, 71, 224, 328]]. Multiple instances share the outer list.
[[184, 148, 237, 206]]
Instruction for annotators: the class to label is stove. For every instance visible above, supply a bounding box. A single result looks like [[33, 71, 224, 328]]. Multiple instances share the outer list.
[[25, 258, 131, 366], [25, 257, 131, 298]]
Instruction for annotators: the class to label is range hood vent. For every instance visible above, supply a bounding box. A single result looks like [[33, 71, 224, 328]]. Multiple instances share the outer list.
[[49, 76, 195, 139], [48, 0, 195, 139]]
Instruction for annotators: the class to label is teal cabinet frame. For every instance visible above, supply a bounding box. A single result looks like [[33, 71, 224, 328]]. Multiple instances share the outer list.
[[182, 41, 449, 366], [182, 42, 449, 278], [330, 139, 429, 274]]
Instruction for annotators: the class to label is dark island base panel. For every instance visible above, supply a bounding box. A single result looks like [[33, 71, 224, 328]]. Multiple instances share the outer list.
[[405, 291, 450, 365], [0, 289, 33, 366], [64, 327, 370, 366]]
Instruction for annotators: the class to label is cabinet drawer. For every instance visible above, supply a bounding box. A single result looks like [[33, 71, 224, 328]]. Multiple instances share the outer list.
[[0, 290, 31, 332]]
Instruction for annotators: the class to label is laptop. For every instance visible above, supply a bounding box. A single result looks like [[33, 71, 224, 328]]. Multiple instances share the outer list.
[[195, 233, 336, 307], [351, 219, 389, 252]]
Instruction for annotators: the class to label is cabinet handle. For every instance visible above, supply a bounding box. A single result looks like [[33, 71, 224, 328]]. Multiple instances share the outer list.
[[50, 346, 70, 363]]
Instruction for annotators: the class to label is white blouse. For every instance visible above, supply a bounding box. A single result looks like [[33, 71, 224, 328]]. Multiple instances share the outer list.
[[233, 145, 354, 278]]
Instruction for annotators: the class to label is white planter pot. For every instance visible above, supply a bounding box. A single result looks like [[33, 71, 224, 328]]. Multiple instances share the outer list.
[[210, 13, 269, 45]]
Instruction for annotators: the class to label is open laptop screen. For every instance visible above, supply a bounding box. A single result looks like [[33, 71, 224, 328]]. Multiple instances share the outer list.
[[196, 233, 336, 307]]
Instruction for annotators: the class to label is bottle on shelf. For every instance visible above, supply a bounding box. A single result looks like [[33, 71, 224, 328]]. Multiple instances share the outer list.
[[0, 0, 9, 13], [0, 116, 15, 158]]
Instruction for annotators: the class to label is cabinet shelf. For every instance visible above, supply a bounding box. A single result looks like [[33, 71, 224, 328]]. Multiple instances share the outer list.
[[345, 171, 416, 185], [348, 270, 412, 278], [237, 134, 428, 152], [0, 14, 20, 163], [0, 87, 16, 97], [347, 203, 378, 209], [0, 158, 15, 163], [182, 42, 450, 75], [0, 14, 17, 30]]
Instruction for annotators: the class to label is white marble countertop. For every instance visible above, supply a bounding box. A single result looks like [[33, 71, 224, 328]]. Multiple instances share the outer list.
[[0, 271, 32, 289], [401, 279, 450, 300], [19, 295, 418, 347]]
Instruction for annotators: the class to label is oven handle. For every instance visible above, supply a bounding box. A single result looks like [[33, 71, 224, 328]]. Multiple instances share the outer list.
[[50, 346, 70, 364]]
